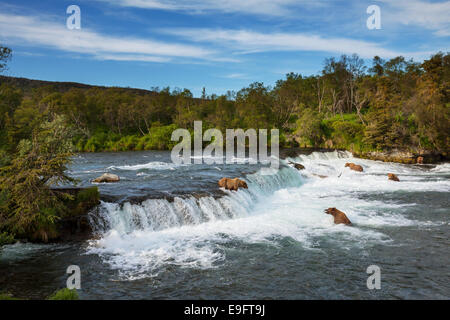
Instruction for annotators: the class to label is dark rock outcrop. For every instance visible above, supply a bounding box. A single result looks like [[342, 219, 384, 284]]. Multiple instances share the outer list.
[[324, 208, 352, 225], [29, 187, 102, 243], [56, 187, 100, 241]]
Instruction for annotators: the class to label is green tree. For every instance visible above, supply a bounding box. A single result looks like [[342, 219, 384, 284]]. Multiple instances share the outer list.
[[0, 115, 75, 242], [0, 45, 12, 74], [236, 82, 274, 129], [294, 108, 324, 147], [0, 84, 22, 132]]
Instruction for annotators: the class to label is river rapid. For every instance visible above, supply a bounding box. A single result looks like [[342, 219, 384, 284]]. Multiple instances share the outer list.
[[1, 150, 449, 299]]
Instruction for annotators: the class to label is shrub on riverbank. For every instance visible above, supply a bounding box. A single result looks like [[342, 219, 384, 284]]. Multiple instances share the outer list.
[[47, 288, 79, 300], [58, 186, 100, 217], [0, 231, 15, 246], [136, 124, 179, 150], [0, 288, 79, 300], [0, 293, 19, 300], [74, 187, 100, 208], [0, 116, 79, 242], [74, 124, 179, 152], [322, 113, 368, 153]]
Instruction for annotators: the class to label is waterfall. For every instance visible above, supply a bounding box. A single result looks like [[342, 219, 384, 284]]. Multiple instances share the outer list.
[[89, 164, 307, 235], [84, 150, 447, 280]]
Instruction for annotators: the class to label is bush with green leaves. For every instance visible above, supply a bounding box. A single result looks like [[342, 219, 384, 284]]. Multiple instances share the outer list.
[[0, 115, 75, 242], [47, 288, 79, 300], [321, 113, 366, 151], [0, 231, 15, 246], [0, 292, 19, 300], [294, 109, 324, 147]]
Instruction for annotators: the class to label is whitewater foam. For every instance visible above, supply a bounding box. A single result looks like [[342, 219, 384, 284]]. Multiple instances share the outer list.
[[107, 161, 183, 171], [86, 151, 449, 280], [431, 163, 450, 174]]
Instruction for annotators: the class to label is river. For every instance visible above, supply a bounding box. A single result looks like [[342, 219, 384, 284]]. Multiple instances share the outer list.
[[0, 150, 449, 299]]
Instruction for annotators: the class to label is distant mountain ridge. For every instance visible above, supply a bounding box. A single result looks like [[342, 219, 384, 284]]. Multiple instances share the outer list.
[[0, 75, 158, 97]]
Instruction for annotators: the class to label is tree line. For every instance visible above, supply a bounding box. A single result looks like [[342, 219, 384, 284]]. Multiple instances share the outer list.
[[0, 47, 449, 155]]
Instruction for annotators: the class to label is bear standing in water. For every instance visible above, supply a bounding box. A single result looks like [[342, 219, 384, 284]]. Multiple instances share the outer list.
[[324, 208, 352, 225], [218, 178, 248, 191]]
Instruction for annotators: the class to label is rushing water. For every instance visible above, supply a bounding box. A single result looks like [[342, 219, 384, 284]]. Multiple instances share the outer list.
[[1, 150, 449, 299]]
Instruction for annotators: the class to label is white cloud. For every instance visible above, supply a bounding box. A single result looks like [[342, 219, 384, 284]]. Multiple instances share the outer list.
[[161, 28, 423, 59], [223, 73, 249, 79], [0, 9, 441, 67], [380, 0, 450, 37], [97, 0, 318, 16], [0, 13, 217, 63], [101, 0, 450, 37], [93, 54, 171, 62]]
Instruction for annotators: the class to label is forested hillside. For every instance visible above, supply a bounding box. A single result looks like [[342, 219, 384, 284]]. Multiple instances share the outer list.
[[1, 49, 449, 156]]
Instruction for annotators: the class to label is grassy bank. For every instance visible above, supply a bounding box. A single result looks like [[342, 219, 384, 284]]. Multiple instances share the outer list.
[[74, 124, 178, 152], [0, 288, 79, 300]]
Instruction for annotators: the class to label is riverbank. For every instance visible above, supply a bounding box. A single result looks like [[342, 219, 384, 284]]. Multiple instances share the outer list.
[[282, 148, 448, 164], [0, 187, 100, 246], [354, 150, 448, 164]]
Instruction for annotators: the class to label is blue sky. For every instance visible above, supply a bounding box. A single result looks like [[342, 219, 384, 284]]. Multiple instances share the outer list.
[[0, 0, 449, 96]]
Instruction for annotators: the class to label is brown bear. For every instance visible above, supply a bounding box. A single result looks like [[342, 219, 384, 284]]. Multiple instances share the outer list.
[[218, 178, 248, 191], [324, 208, 352, 225], [388, 173, 400, 182], [345, 163, 364, 172]]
